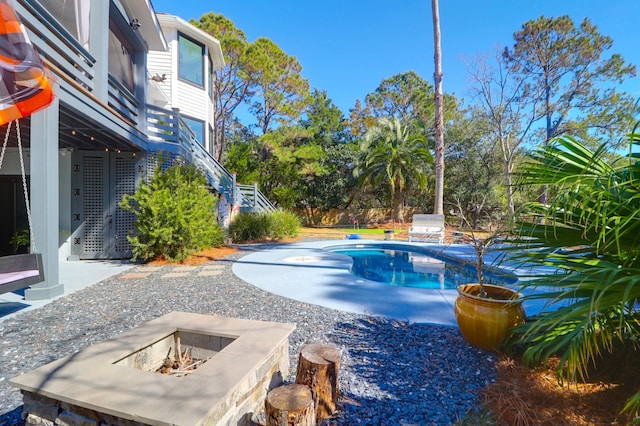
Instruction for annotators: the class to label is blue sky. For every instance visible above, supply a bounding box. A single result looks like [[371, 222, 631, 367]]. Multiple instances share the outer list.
[[151, 0, 640, 115]]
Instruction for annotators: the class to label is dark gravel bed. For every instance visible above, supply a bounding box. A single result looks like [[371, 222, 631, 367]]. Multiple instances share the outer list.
[[0, 243, 496, 425]]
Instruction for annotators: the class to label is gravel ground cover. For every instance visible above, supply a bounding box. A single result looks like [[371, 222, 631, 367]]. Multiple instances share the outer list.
[[0, 242, 496, 425]]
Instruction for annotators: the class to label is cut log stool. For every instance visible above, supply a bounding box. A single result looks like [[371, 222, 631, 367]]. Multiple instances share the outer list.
[[295, 343, 341, 422], [265, 384, 316, 426]]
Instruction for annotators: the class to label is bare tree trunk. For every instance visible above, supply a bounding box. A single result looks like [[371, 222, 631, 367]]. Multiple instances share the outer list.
[[499, 135, 515, 217], [504, 162, 515, 217], [432, 0, 445, 215], [541, 70, 552, 205]]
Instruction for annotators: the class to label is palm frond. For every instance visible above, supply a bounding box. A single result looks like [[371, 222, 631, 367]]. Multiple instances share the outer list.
[[508, 131, 640, 389]]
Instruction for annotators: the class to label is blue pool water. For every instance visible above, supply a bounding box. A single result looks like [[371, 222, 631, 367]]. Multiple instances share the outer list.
[[331, 247, 514, 290]]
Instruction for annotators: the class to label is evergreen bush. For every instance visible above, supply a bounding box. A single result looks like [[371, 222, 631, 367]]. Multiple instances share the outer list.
[[229, 210, 300, 242], [268, 210, 300, 239], [120, 161, 224, 262]]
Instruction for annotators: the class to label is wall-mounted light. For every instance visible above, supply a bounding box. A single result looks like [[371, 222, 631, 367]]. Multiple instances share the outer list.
[[129, 18, 141, 31]]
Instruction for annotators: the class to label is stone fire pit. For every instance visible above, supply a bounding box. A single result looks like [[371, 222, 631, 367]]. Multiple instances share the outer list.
[[10, 312, 296, 425]]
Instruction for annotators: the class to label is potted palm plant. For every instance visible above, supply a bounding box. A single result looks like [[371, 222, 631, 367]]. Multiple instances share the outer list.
[[451, 209, 525, 351]]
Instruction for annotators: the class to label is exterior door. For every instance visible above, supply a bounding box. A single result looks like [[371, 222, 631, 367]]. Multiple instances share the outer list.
[[70, 151, 141, 259]]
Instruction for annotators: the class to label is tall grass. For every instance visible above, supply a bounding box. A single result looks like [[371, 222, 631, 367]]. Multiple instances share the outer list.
[[229, 210, 300, 243]]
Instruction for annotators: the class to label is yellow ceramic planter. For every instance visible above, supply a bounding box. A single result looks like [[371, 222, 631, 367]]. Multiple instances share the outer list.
[[454, 283, 525, 351]]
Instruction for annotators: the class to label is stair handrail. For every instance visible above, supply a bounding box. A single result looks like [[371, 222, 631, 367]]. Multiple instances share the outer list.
[[146, 104, 275, 212], [236, 183, 276, 212]]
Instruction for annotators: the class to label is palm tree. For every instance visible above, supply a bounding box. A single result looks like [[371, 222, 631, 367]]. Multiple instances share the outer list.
[[355, 117, 432, 222], [509, 134, 640, 420], [432, 0, 445, 215]]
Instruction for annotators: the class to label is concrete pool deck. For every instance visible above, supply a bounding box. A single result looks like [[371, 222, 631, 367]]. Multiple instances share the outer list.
[[1, 239, 554, 325], [232, 239, 550, 326]]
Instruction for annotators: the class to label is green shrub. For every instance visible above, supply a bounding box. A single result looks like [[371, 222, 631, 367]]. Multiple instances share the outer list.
[[268, 210, 300, 239], [228, 212, 269, 242], [9, 228, 29, 253], [119, 162, 224, 262], [229, 210, 300, 243]]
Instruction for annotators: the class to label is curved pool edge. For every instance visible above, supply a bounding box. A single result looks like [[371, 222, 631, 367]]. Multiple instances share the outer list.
[[231, 239, 555, 325], [232, 240, 463, 326]]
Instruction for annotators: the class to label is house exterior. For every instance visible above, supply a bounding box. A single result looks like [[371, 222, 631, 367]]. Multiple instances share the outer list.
[[0, 0, 272, 301], [148, 13, 222, 159]]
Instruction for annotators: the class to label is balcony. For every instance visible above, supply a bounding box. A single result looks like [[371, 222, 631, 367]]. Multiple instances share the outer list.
[[17, 0, 95, 95], [15, 0, 274, 212]]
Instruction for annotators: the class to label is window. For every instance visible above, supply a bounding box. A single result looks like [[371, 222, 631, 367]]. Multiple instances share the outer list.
[[108, 22, 135, 92], [183, 116, 205, 145], [178, 33, 204, 86], [39, 0, 90, 48]]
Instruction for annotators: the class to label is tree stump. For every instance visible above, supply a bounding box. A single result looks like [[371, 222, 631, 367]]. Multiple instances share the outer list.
[[265, 384, 316, 426], [295, 343, 341, 422]]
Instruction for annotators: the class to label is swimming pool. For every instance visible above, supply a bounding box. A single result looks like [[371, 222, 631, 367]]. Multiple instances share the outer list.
[[330, 246, 515, 290], [232, 239, 527, 325]]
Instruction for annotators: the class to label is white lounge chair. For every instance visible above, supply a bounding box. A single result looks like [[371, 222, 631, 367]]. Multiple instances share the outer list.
[[408, 214, 445, 243]]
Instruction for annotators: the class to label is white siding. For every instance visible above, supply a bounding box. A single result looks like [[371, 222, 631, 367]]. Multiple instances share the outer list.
[[149, 17, 216, 152], [175, 81, 208, 120], [147, 48, 173, 103]]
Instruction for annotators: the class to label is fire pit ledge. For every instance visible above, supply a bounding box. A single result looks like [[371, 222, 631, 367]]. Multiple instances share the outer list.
[[10, 311, 296, 426]]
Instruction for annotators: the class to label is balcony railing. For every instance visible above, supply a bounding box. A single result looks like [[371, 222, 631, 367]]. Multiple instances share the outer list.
[[18, 1, 141, 128], [17, 0, 95, 93], [237, 183, 277, 212], [108, 77, 139, 126]]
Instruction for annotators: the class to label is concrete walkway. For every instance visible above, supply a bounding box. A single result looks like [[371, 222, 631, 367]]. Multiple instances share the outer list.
[[0, 259, 134, 321]]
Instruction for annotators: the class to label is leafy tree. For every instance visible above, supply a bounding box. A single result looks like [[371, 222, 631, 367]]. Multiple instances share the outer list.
[[302, 89, 347, 147], [362, 70, 459, 215], [444, 109, 506, 228], [221, 125, 261, 185], [363, 71, 458, 134], [119, 162, 223, 262], [504, 15, 637, 201], [466, 50, 536, 216], [506, 15, 637, 145], [194, 13, 311, 161], [298, 90, 359, 221], [192, 13, 254, 161], [224, 94, 349, 214], [347, 98, 375, 138], [355, 117, 432, 222], [365, 71, 434, 124], [507, 133, 640, 422], [244, 38, 311, 134], [251, 125, 325, 209]]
